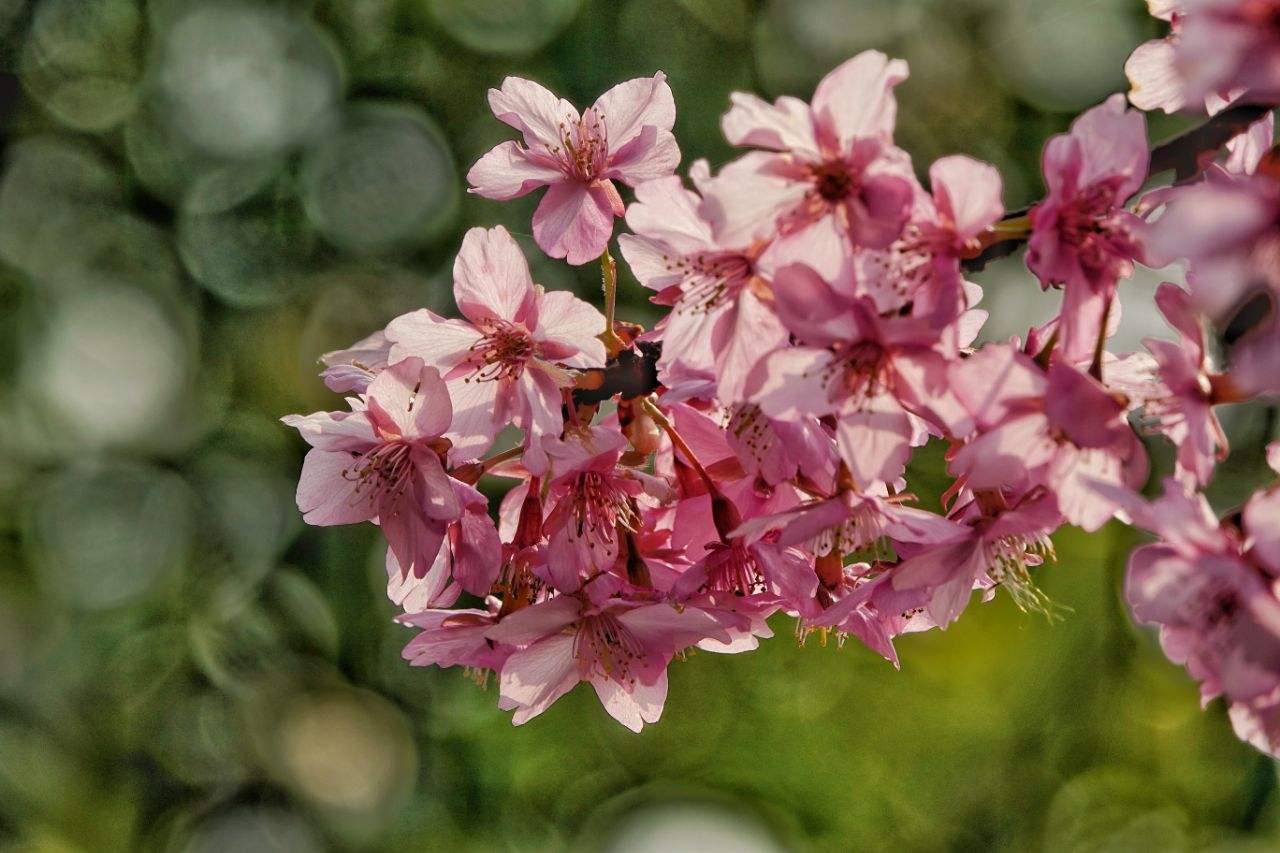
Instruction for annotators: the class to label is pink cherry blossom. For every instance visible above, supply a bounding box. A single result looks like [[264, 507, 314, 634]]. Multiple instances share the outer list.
[[1148, 173, 1280, 397], [539, 425, 669, 592], [485, 591, 729, 731], [398, 601, 510, 685], [948, 345, 1148, 531], [467, 74, 680, 265], [751, 262, 969, 489], [1026, 94, 1149, 363], [887, 489, 1063, 627], [282, 357, 462, 576], [1175, 0, 1280, 107], [617, 165, 787, 401], [1140, 283, 1228, 486], [385, 226, 606, 471], [699, 51, 918, 262], [319, 329, 391, 394]]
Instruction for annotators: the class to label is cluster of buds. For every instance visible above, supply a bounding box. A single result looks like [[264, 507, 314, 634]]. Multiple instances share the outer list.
[[285, 4, 1280, 745]]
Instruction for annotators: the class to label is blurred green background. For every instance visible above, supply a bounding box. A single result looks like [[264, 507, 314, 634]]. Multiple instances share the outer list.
[[2, 0, 1278, 849]]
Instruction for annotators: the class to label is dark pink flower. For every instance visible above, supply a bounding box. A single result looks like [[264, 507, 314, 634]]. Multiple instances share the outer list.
[[618, 165, 787, 402], [1026, 95, 1149, 363], [751, 263, 969, 488], [1140, 283, 1228, 486], [1176, 0, 1280, 107], [1148, 174, 1280, 396], [467, 74, 679, 265], [948, 345, 1148, 531], [699, 51, 918, 260], [485, 592, 729, 731], [282, 357, 462, 576], [386, 226, 606, 471]]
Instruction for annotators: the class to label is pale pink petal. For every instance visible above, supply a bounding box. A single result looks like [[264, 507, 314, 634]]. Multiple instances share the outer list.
[[1225, 113, 1275, 175], [532, 181, 617, 266], [413, 449, 462, 520], [622, 175, 714, 254], [501, 635, 580, 723], [533, 289, 607, 368], [617, 233, 684, 291], [697, 152, 808, 248], [1072, 94, 1149, 197], [516, 366, 568, 475], [488, 77, 578, 150], [591, 672, 667, 732], [928, 155, 1004, 241], [751, 346, 841, 419], [721, 92, 819, 159], [454, 508, 502, 596], [295, 448, 378, 525], [385, 310, 483, 369], [1126, 38, 1186, 113], [386, 546, 458, 611], [365, 358, 452, 441], [1154, 282, 1204, 354], [891, 537, 984, 627], [1048, 445, 1125, 532], [811, 50, 909, 147], [467, 140, 564, 200], [281, 410, 375, 452], [949, 343, 1047, 430], [713, 288, 789, 403], [835, 399, 914, 488], [379, 507, 446, 576], [949, 412, 1056, 491], [1044, 362, 1127, 449], [453, 225, 537, 324], [440, 377, 501, 464], [618, 602, 730, 648], [606, 127, 681, 186], [487, 596, 581, 645], [592, 72, 676, 148]]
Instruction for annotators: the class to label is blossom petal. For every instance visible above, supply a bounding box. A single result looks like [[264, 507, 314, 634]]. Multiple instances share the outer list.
[[533, 289, 607, 368], [296, 448, 379, 525], [467, 141, 563, 200], [488, 77, 578, 150], [453, 225, 537, 324], [928, 155, 1004, 241], [811, 50, 908, 147], [385, 310, 483, 368], [592, 72, 676, 149], [721, 92, 819, 159], [532, 181, 618, 266]]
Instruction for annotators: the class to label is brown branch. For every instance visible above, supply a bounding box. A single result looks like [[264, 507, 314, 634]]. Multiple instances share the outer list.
[[571, 341, 661, 405]]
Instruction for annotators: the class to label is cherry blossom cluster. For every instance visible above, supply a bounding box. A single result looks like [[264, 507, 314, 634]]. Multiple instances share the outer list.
[[284, 7, 1280, 746]]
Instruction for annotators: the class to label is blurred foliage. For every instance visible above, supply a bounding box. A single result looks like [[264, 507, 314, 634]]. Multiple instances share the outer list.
[[1, 0, 1278, 850]]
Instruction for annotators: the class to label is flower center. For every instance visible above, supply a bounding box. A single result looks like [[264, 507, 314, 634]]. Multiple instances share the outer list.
[[704, 541, 768, 596], [670, 251, 754, 314], [343, 441, 414, 504], [466, 319, 534, 382], [566, 471, 638, 549], [550, 109, 610, 182], [811, 159, 855, 201], [573, 612, 645, 681]]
